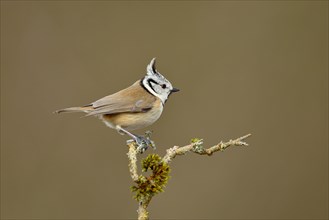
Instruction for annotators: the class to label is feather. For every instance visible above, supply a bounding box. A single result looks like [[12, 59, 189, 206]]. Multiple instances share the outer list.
[[54, 106, 92, 114], [85, 80, 156, 116]]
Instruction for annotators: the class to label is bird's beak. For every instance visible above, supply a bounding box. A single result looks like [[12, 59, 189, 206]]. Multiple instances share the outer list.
[[171, 88, 180, 93]]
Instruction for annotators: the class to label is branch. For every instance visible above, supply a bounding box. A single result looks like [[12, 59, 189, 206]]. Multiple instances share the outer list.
[[128, 142, 148, 220], [127, 134, 251, 220], [127, 141, 139, 182], [162, 134, 251, 164]]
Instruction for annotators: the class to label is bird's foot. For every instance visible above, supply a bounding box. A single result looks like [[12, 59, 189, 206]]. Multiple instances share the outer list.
[[127, 131, 155, 153]]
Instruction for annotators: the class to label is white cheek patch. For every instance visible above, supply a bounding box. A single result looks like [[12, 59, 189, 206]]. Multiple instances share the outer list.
[[142, 78, 167, 104]]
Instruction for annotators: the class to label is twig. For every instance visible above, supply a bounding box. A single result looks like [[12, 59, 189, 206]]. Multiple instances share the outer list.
[[163, 134, 251, 164]]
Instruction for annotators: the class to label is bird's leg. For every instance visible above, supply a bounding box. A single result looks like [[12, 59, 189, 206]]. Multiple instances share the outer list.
[[117, 126, 155, 153]]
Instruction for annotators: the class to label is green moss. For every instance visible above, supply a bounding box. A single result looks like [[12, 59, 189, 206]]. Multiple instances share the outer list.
[[131, 154, 170, 201], [191, 138, 201, 143]]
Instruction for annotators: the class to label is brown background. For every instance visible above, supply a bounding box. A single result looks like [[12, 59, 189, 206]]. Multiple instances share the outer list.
[[1, 1, 328, 219]]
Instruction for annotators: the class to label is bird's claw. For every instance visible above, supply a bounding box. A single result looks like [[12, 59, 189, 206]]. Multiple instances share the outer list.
[[126, 131, 156, 153], [135, 135, 155, 153]]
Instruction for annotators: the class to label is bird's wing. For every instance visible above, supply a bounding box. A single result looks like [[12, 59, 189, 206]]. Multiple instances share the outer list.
[[85, 80, 156, 116]]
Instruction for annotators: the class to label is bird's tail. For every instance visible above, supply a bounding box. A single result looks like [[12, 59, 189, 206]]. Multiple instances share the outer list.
[[54, 105, 93, 114]]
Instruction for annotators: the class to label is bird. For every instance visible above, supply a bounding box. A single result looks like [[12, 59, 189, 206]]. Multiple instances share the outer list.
[[55, 58, 179, 152]]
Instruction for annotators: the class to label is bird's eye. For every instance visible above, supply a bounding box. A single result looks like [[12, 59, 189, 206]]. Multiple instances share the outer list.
[[162, 84, 166, 89]]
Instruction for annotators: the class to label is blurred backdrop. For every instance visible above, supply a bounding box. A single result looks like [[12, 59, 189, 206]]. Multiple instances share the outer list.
[[1, 1, 328, 219]]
